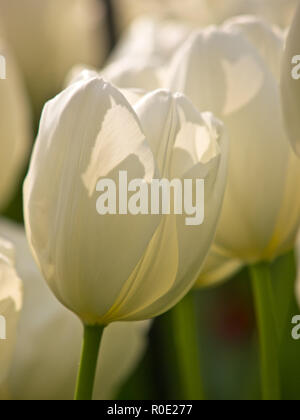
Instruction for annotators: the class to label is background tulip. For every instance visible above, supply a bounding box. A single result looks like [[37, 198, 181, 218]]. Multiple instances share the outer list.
[[103, 17, 191, 94], [0, 218, 151, 400], [0, 0, 108, 113], [164, 16, 300, 400], [281, 2, 300, 156], [0, 39, 31, 212], [102, 59, 162, 92], [112, 0, 298, 32], [203, 0, 298, 28], [0, 236, 22, 388], [196, 252, 243, 288], [167, 16, 300, 265], [256, 0, 299, 28], [108, 17, 193, 67], [24, 78, 228, 326]]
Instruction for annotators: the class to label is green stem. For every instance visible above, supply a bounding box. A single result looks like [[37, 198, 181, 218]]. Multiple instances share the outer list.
[[249, 262, 280, 400], [171, 292, 205, 400], [75, 324, 105, 401]]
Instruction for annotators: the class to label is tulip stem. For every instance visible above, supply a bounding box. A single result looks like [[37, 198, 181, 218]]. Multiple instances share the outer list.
[[75, 324, 105, 401], [249, 262, 280, 400], [171, 292, 205, 400]]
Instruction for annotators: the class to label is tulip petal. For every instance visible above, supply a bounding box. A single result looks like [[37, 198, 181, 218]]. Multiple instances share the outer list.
[[24, 78, 160, 324], [101, 91, 228, 321], [224, 15, 284, 81]]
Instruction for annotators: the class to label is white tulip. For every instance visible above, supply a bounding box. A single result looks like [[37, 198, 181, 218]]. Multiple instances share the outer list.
[[224, 15, 284, 81], [109, 17, 193, 66], [0, 235, 22, 388], [167, 16, 300, 265], [112, 0, 298, 31], [0, 218, 150, 400], [281, 2, 300, 156], [102, 60, 162, 92], [204, 0, 298, 28], [0, 0, 107, 111], [0, 39, 31, 211], [24, 78, 228, 325], [254, 0, 298, 29]]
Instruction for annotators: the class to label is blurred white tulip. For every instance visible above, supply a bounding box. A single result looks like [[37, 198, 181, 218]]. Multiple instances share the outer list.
[[103, 17, 192, 94], [0, 0, 108, 112], [281, 2, 300, 156], [112, 0, 298, 31], [109, 17, 193, 66], [168, 16, 300, 265], [0, 39, 31, 211], [102, 59, 162, 92], [0, 219, 150, 400], [253, 0, 298, 29], [24, 78, 228, 325], [224, 15, 284, 81], [203, 0, 298, 28], [0, 235, 22, 388]]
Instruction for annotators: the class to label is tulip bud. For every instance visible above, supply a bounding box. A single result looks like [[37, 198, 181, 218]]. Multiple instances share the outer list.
[[0, 40, 31, 211], [281, 2, 300, 157], [24, 78, 228, 325], [168, 16, 300, 265], [0, 236, 22, 387]]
